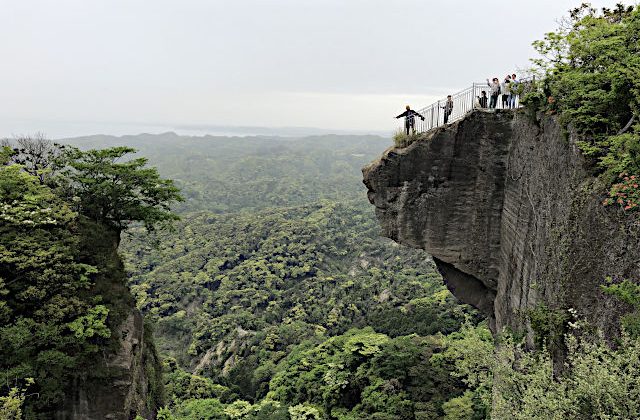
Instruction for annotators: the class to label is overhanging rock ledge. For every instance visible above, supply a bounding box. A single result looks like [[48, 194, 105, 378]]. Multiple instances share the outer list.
[[363, 110, 640, 337]]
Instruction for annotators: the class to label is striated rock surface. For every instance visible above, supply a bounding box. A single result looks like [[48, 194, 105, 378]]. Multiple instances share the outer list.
[[56, 310, 160, 420], [363, 110, 640, 337], [55, 223, 163, 420]]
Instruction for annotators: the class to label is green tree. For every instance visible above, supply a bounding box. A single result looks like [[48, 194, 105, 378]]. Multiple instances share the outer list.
[[1, 143, 177, 416], [0, 150, 106, 414], [288, 403, 322, 420], [442, 392, 474, 420], [172, 398, 227, 420], [0, 378, 34, 420], [59, 146, 183, 233]]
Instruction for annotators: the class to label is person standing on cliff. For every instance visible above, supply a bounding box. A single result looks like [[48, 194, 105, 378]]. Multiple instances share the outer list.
[[478, 91, 488, 108], [509, 74, 519, 108], [396, 105, 425, 135], [442, 95, 454, 124], [501, 75, 512, 109], [486, 77, 501, 109]]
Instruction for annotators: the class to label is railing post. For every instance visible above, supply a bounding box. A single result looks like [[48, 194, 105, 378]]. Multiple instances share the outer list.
[[471, 84, 474, 112]]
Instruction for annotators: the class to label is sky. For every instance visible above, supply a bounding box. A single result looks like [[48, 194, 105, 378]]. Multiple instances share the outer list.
[[0, 0, 622, 138]]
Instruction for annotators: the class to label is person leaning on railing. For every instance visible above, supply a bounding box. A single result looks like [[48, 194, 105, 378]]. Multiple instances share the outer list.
[[396, 105, 425, 135]]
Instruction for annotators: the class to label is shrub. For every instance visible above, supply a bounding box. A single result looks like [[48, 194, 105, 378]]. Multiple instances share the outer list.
[[603, 173, 640, 211], [393, 130, 420, 148]]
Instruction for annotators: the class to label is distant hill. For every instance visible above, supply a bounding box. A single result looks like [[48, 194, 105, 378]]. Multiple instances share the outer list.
[[61, 133, 390, 213]]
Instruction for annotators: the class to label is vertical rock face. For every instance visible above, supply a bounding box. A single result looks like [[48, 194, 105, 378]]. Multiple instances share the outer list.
[[54, 223, 163, 420], [363, 110, 640, 336], [56, 310, 160, 420]]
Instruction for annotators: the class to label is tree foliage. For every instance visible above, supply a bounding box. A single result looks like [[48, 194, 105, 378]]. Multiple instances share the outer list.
[[0, 149, 107, 415], [122, 201, 472, 405], [98, 133, 478, 418], [439, 314, 640, 420], [267, 328, 463, 419], [1, 140, 180, 417], [530, 3, 640, 210], [59, 146, 183, 232]]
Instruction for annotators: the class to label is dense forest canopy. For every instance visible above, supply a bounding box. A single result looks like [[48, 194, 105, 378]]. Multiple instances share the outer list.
[[66, 132, 480, 419], [63, 133, 390, 213]]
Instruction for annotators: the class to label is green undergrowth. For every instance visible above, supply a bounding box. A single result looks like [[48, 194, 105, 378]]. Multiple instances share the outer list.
[[393, 130, 422, 148]]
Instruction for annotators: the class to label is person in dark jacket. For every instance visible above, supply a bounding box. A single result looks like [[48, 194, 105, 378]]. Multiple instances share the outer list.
[[478, 91, 488, 108], [396, 105, 425, 135], [442, 95, 454, 124]]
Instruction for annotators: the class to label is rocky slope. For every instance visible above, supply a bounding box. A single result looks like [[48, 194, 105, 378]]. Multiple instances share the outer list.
[[363, 110, 640, 339]]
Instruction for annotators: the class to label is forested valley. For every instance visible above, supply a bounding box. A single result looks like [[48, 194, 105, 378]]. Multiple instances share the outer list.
[[65, 132, 482, 419], [3, 4, 640, 419]]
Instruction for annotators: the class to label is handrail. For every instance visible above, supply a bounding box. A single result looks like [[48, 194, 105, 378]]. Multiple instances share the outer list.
[[402, 76, 535, 134]]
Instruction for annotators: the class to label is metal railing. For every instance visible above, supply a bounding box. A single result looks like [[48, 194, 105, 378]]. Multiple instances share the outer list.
[[401, 76, 535, 134]]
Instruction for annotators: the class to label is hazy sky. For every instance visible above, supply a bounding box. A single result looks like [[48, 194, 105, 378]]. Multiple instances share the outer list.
[[0, 0, 621, 137]]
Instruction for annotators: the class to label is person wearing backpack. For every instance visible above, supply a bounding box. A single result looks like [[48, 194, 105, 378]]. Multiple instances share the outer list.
[[396, 105, 425, 135], [486, 77, 501, 109]]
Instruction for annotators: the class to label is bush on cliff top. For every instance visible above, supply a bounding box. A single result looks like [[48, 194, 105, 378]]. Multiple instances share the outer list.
[[393, 129, 421, 148], [529, 3, 640, 211]]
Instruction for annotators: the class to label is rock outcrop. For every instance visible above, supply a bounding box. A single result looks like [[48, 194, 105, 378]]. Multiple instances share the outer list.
[[55, 222, 163, 420], [363, 110, 640, 338], [56, 310, 161, 420]]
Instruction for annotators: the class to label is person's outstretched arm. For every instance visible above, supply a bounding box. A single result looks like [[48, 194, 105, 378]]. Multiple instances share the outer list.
[[396, 111, 408, 118]]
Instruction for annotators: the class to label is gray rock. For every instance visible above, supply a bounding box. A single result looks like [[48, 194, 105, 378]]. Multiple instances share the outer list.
[[54, 222, 162, 420], [363, 110, 639, 340]]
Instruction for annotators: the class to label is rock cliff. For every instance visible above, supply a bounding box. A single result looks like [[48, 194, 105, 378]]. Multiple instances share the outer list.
[[363, 110, 640, 338], [55, 222, 163, 420]]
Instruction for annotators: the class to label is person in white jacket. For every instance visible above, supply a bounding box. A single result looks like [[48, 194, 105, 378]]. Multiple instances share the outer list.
[[509, 74, 519, 108], [501, 75, 512, 109], [486, 77, 501, 109]]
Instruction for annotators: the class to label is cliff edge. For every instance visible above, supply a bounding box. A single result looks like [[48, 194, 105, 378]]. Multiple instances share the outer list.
[[363, 110, 639, 338]]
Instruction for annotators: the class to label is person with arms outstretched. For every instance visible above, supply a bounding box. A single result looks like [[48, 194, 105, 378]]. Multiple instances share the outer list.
[[396, 105, 424, 135]]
